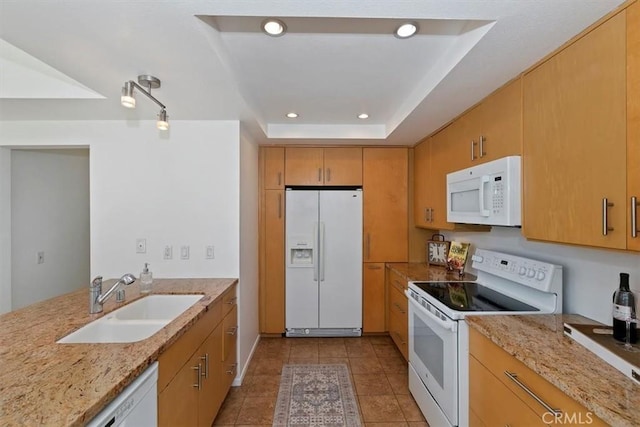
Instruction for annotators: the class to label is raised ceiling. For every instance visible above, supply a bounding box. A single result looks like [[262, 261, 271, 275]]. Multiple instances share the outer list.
[[0, 0, 625, 146]]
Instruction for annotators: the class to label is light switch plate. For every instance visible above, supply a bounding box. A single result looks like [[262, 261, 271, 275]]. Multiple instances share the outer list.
[[37, 251, 45, 264], [206, 245, 215, 259], [180, 245, 190, 260], [164, 246, 173, 260]]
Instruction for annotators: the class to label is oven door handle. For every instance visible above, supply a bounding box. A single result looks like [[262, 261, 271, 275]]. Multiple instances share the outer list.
[[407, 292, 457, 332]]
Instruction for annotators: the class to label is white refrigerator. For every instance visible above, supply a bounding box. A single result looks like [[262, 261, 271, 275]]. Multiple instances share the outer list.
[[285, 189, 363, 337]]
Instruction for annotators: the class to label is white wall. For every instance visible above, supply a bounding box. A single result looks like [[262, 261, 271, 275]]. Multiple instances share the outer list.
[[236, 127, 260, 384], [0, 149, 11, 313], [11, 149, 90, 309], [0, 120, 242, 316], [443, 227, 640, 325]]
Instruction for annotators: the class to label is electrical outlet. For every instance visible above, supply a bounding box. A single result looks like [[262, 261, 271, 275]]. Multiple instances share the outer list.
[[206, 245, 215, 259], [164, 246, 173, 260], [37, 251, 45, 264], [136, 238, 146, 254], [180, 245, 190, 260]]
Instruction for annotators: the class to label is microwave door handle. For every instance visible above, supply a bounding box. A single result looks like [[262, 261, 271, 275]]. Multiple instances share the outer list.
[[479, 175, 491, 217], [407, 294, 457, 332]]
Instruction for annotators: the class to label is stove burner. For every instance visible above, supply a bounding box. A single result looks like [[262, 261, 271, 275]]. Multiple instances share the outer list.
[[411, 281, 539, 312]]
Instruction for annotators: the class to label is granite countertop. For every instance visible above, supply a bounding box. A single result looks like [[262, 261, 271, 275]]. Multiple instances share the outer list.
[[386, 262, 477, 283], [0, 278, 237, 427], [466, 314, 640, 427]]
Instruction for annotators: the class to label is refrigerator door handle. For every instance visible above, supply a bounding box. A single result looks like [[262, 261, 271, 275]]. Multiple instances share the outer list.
[[313, 222, 319, 282], [319, 222, 326, 282]]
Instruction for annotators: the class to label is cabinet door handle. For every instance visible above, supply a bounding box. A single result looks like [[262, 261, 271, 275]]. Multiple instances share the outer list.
[[393, 302, 406, 314], [602, 198, 614, 236], [470, 140, 477, 161], [479, 135, 485, 158], [278, 193, 282, 219], [226, 326, 238, 336], [424, 208, 428, 223], [393, 279, 405, 290], [366, 233, 371, 260], [504, 371, 561, 416], [200, 353, 209, 379], [226, 296, 237, 305], [192, 364, 202, 389], [227, 363, 238, 375], [277, 172, 282, 186], [318, 168, 322, 183], [429, 208, 434, 223], [392, 331, 407, 345], [327, 168, 331, 182], [632, 196, 638, 238]]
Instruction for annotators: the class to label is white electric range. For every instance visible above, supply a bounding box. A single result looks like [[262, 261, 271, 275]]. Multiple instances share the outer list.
[[406, 248, 563, 427]]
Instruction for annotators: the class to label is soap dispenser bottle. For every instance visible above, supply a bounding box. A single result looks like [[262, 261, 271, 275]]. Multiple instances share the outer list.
[[140, 263, 153, 294], [612, 272, 637, 343]]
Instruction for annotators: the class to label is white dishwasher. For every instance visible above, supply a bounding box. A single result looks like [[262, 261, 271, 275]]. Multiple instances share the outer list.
[[87, 362, 158, 427]]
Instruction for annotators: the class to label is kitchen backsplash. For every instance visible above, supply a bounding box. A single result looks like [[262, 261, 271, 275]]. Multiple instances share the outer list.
[[441, 227, 640, 325]]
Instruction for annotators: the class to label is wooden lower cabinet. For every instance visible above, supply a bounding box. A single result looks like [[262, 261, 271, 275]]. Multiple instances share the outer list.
[[386, 267, 408, 360], [363, 263, 386, 333], [158, 284, 237, 427], [469, 328, 606, 427]]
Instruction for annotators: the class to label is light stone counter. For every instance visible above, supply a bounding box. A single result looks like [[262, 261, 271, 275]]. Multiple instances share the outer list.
[[0, 277, 237, 427], [385, 262, 477, 283], [466, 314, 640, 427]]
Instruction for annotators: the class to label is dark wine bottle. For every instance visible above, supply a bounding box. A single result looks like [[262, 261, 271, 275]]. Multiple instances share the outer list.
[[612, 273, 637, 343]]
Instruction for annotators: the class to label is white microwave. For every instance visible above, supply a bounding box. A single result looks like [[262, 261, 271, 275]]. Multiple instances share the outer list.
[[446, 156, 521, 226]]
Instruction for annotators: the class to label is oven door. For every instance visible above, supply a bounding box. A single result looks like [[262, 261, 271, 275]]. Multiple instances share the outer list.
[[407, 294, 459, 426]]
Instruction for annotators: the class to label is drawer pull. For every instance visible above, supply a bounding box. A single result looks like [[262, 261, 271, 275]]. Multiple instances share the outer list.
[[393, 279, 404, 289], [504, 371, 561, 416], [227, 363, 238, 375], [200, 353, 209, 379], [192, 364, 202, 389], [226, 296, 237, 305], [393, 302, 406, 314], [367, 265, 382, 270], [226, 326, 238, 336]]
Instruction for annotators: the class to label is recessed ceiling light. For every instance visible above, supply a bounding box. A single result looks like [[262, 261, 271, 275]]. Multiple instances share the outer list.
[[286, 112, 298, 118], [395, 22, 418, 39], [358, 113, 369, 119], [262, 19, 286, 37]]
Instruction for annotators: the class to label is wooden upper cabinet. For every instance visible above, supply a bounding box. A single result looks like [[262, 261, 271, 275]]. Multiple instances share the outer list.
[[454, 78, 522, 169], [363, 147, 408, 262], [478, 78, 522, 162], [263, 147, 285, 190], [628, 2, 640, 252], [285, 147, 324, 185], [323, 147, 363, 185], [413, 139, 431, 228], [285, 147, 363, 186], [523, 12, 627, 249]]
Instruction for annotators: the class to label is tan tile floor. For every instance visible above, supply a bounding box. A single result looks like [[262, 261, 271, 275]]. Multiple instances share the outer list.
[[213, 336, 429, 427]]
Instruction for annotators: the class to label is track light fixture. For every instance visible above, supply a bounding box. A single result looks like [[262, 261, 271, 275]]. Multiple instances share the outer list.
[[120, 75, 169, 131]]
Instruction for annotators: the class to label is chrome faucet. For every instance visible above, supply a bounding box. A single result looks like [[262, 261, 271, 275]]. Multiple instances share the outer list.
[[89, 274, 137, 314]]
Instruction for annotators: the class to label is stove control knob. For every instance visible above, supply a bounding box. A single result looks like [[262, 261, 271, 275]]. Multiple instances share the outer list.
[[472, 255, 484, 263], [519, 267, 527, 276], [527, 268, 536, 278], [536, 270, 546, 281]]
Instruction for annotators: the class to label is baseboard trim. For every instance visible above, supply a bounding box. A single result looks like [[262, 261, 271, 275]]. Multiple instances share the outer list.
[[232, 334, 260, 386]]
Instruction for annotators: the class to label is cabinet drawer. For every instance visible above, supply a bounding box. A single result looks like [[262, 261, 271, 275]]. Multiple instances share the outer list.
[[469, 328, 606, 425], [158, 298, 222, 393], [469, 355, 545, 426], [222, 284, 237, 315], [388, 284, 408, 318], [387, 268, 407, 293]]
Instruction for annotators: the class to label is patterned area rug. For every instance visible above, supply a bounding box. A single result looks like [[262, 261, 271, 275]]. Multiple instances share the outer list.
[[273, 364, 362, 427]]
